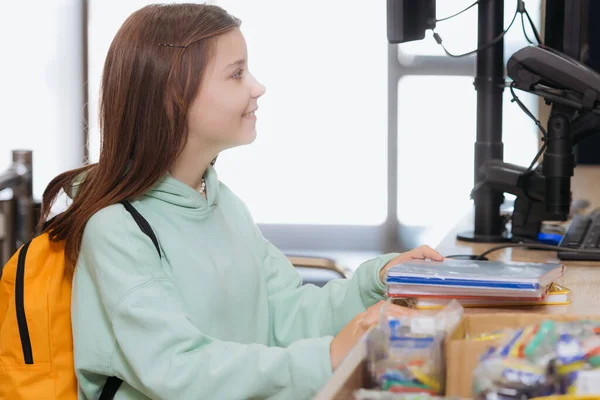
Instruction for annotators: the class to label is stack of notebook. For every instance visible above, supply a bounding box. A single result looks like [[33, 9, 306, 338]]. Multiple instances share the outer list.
[[385, 259, 569, 309]]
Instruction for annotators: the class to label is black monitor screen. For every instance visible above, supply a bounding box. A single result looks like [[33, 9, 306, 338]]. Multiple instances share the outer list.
[[544, 0, 590, 64]]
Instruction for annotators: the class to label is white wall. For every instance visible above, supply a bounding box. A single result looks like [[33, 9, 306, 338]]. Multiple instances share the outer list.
[[0, 0, 84, 200]]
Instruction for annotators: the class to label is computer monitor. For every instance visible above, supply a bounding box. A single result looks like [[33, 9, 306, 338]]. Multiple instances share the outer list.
[[544, 0, 590, 63], [386, 0, 436, 44]]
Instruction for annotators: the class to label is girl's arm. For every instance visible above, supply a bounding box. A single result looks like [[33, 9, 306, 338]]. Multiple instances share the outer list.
[[74, 206, 333, 400], [261, 239, 399, 346]]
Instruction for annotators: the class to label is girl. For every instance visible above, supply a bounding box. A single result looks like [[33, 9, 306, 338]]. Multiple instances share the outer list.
[[40, 4, 443, 399]]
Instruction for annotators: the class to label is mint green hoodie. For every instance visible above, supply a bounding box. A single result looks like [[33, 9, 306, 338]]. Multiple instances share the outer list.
[[71, 166, 399, 400]]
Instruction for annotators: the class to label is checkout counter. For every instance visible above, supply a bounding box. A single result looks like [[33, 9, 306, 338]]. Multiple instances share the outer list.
[[2, 150, 598, 398], [316, 165, 600, 399]]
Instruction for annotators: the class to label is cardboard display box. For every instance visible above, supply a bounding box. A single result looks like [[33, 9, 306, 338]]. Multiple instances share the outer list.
[[445, 313, 600, 398], [317, 313, 600, 400]]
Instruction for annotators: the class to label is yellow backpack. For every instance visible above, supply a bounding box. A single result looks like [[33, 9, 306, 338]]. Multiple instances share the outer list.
[[0, 201, 159, 399]]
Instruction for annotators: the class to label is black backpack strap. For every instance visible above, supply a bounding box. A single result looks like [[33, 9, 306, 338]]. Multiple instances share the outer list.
[[97, 201, 161, 399], [120, 200, 161, 257], [42, 215, 58, 232], [99, 376, 123, 400]]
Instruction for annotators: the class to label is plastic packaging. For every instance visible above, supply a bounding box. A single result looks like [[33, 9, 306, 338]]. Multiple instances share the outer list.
[[473, 319, 600, 399], [365, 300, 464, 396], [354, 389, 463, 400]]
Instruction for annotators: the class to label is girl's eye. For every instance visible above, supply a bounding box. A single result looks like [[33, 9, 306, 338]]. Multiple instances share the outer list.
[[232, 69, 244, 79]]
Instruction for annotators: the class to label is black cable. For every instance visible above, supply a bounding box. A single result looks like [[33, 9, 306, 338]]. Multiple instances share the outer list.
[[509, 83, 547, 139], [446, 243, 600, 261], [525, 142, 547, 172], [521, 12, 536, 45], [524, 8, 543, 44], [436, 0, 480, 23], [433, 1, 519, 58], [445, 254, 489, 261], [476, 243, 600, 260], [509, 82, 549, 172]]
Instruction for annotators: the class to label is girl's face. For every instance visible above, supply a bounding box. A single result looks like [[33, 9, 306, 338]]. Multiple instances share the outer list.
[[186, 28, 266, 154]]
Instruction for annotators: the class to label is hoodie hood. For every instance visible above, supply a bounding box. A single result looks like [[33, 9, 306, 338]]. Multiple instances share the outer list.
[[69, 165, 219, 218], [144, 165, 219, 217]]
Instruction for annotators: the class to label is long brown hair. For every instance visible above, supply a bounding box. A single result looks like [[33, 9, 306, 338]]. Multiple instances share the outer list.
[[40, 4, 240, 271]]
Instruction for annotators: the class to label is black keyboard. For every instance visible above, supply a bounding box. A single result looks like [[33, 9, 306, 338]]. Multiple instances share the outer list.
[[557, 211, 600, 261]]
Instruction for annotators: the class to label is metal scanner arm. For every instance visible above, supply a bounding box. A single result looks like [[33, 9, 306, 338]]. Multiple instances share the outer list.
[[473, 46, 600, 241], [507, 45, 600, 108]]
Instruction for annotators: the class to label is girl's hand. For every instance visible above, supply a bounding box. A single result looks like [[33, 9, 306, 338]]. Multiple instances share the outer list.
[[329, 301, 417, 370], [379, 245, 444, 283]]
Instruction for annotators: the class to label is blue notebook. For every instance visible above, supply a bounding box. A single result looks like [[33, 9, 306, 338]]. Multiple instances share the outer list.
[[385, 259, 565, 290]]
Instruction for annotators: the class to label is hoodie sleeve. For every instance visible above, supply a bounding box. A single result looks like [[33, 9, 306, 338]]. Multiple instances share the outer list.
[[76, 206, 333, 400], [232, 198, 399, 346], [262, 241, 399, 347]]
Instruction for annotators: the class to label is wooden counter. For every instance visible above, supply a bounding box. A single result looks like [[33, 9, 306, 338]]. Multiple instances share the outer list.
[[436, 165, 600, 316], [315, 166, 600, 399]]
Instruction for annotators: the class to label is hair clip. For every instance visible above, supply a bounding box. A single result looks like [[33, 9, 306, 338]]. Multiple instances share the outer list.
[[158, 43, 187, 49]]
